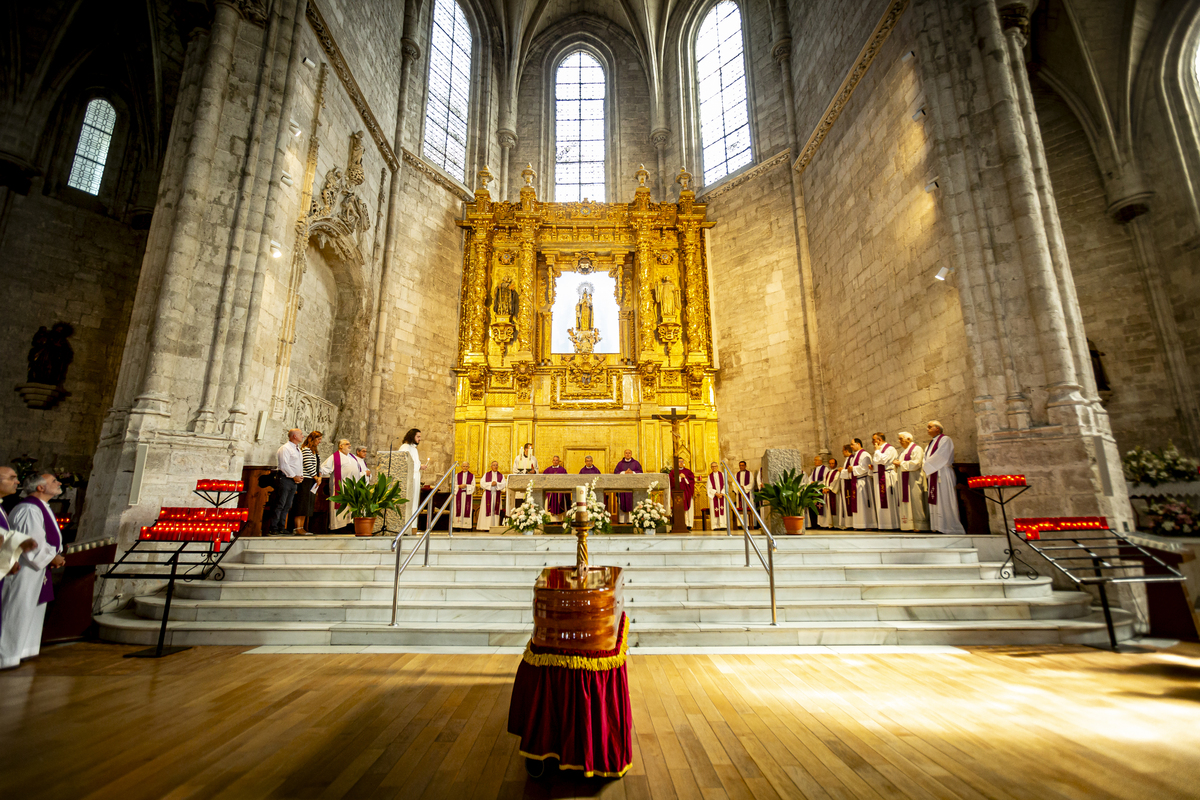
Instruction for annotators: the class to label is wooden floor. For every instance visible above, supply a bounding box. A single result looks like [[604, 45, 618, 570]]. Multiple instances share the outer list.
[[3, 643, 1200, 800]]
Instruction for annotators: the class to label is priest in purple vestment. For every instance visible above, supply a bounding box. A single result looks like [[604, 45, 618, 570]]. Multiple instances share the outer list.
[[2, 472, 65, 670], [543, 456, 569, 519], [613, 449, 642, 524], [579, 456, 601, 475], [669, 457, 696, 530]]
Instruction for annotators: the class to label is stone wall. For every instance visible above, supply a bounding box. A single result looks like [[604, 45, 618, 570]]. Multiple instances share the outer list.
[[1034, 85, 1185, 452], [801, 10, 975, 459]]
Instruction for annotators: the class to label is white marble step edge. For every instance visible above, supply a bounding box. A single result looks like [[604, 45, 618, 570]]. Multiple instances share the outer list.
[[132, 591, 1094, 623], [94, 607, 1134, 648]]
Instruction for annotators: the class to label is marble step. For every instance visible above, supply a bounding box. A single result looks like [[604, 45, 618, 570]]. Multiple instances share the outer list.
[[216, 562, 1004, 583], [134, 592, 1093, 624], [240, 547, 981, 566], [94, 608, 1134, 648], [175, 576, 1055, 603], [242, 534, 986, 552]]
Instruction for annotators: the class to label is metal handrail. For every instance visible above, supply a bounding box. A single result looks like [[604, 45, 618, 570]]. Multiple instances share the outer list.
[[389, 461, 459, 627], [720, 460, 777, 625]]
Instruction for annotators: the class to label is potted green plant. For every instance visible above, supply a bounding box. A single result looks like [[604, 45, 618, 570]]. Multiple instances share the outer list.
[[326, 475, 408, 536], [755, 468, 825, 534]]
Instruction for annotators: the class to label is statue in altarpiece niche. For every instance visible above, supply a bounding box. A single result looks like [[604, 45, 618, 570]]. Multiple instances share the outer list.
[[575, 283, 595, 331], [494, 277, 519, 318], [654, 277, 680, 323]]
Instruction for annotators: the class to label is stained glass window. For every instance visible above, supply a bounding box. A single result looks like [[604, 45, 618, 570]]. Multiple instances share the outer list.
[[555, 51, 606, 202], [422, 0, 472, 181], [67, 98, 117, 195], [696, 1, 752, 185]]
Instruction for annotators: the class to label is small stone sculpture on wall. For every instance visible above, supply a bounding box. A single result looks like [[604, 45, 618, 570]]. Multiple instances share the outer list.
[[16, 322, 74, 409]]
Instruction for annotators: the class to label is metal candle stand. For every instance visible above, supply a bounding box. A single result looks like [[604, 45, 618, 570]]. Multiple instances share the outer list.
[[972, 482, 1039, 580], [193, 488, 241, 509]]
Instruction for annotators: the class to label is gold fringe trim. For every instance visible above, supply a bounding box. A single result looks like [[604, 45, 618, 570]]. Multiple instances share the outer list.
[[521, 615, 629, 672], [519, 749, 633, 778]]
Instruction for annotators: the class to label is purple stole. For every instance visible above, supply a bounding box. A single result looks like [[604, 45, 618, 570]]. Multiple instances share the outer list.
[[735, 470, 753, 510], [927, 436, 942, 505], [543, 466, 568, 513], [613, 460, 642, 512], [811, 467, 825, 513], [455, 472, 475, 517], [580, 466, 601, 475], [19, 498, 60, 605], [482, 472, 504, 517], [876, 449, 890, 510], [901, 445, 915, 503], [332, 452, 345, 513], [0, 507, 9, 531], [845, 458, 858, 514], [709, 473, 726, 516]]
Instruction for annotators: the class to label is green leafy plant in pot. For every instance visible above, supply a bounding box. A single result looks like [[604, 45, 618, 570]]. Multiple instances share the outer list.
[[754, 468, 825, 534], [326, 475, 409, 536]]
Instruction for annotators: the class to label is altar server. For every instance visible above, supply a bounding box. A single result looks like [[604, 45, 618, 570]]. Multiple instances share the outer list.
[[477, 461, 507, 530], [543, 456, 569, 521], [893, 432, 930, 531], [453, 463, 476, 529], [806, 456, 827, 530], [669, 457, 696, 529], [398, 428, 426, 527], [706, 463, 728, 530], [922, 421, 965, 534], [321, 439, 365, 531], [513, 443, 538, 475], [2, 473, 66, 670], [0, 466, 36, 655], [579, 456, 601, 475], [613, 450, 642, 524], [734, 461, 756, 526], [844, 439, 876, 530], [821, 456, 841, 529], [871, 433, 901, 531], [354, 447, 373, 482]]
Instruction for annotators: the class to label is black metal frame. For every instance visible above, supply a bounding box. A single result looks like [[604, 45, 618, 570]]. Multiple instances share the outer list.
[[104, 528, 241, 658], [971, 483, 1039, 580], [1019, 528, 1186, 650]]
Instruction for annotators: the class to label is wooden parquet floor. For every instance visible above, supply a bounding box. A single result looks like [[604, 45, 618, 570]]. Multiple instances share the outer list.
[[2, 642, 1200, 800]]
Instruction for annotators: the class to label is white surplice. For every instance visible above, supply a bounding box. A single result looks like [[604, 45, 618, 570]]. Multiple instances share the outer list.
[[871, 444, 901, 530], [922, 434, 965, 534], [733, 470, 755, 514], [477, 471, 507, 530], [825, 464, 846, 529], [453, 471, 476, 528], [2, 499, 61, 669], [844, 450, 876, 530], [398, 443, 422, 525], [897, 444, 930, 531], [321, 451, 364, 531], [706, 472, 728, 530]]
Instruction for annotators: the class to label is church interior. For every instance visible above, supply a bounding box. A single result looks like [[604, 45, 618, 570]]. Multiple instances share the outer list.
[[3, 0, 1200, 796]]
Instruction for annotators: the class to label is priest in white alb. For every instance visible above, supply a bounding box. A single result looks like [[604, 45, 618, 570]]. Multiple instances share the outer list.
[[805, 455, 827, 529], [922, 420, 965, 534], [822, 455, 842, 529], [870, 433, 900, 531], [321, 438, 364, 532], [2, 473, 66, 670], [706, 462, 728, 530], [453, 462, 476, 529], [734, 461, 756, 527], [844, 439, 876, 530], [893, 431, 930, 531], [477, 461, 507, 530]]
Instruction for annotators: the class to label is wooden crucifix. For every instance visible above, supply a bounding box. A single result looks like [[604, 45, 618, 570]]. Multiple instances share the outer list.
[[652, 407, 693, 533]]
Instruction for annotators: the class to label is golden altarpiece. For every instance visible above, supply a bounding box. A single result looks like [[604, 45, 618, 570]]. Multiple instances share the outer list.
[[452, 164, 720, 477]]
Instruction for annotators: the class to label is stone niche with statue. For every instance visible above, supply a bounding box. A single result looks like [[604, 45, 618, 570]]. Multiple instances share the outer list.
[[453, 164, 721, 478]]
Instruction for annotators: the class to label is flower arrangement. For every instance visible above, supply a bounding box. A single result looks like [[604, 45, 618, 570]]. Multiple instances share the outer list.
[[630, 481, 669, 530], [1144, 500, 1197, 536], [1122, 443, 1199, 487], [506, 481, 552, 534], [559, 478, 613, 534]]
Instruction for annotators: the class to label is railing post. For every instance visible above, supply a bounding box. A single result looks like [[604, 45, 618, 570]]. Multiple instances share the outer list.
[[767, 536, 777, 625], [390, 537, 403, 627]]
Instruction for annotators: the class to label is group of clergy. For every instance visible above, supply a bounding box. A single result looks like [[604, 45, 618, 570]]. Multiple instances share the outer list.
[[1, 468, 67, 671], [801, 420, 965, 534]]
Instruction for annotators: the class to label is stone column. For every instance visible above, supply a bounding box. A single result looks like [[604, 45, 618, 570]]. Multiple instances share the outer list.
[[650, 129, 668, 200], [498, 129, 516, 202], [131, 0, 240, 420]]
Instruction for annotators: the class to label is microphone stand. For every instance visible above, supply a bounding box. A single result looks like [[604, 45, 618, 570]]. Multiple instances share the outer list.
[[377, 438, 399, 536]]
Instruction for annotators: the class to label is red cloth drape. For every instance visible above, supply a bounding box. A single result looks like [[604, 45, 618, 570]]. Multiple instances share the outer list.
[[507, 613, 633, 778]]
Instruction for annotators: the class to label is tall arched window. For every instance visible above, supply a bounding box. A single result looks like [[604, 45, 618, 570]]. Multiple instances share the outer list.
[[422, 0, 472, 180], [68, 98, 117, 195], [696, 1, 751, 185], [555, 51, 606, 202]]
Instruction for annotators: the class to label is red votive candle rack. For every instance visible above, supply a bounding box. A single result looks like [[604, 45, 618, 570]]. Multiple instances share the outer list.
[[968, 474, 1027, 488], [194, 478, 244, 508], [969, 475, 1035, 579], [1013, 516, 1109, 541]]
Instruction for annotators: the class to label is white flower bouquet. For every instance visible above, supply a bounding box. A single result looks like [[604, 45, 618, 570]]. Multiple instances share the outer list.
[[505, 481, 551, 534], [1123, 443, 1200, 487], [561, 478, 613, 534], [631, 481, 669, 530]]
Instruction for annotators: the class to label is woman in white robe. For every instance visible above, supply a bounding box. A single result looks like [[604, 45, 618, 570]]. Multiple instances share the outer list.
[[321, 439, 364, 531], [922, 420, 966, 534], [398, 428, 426, 528], [894, 432, 930, 531]]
